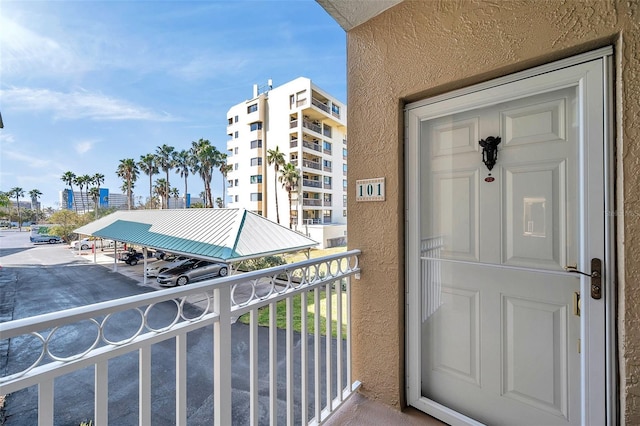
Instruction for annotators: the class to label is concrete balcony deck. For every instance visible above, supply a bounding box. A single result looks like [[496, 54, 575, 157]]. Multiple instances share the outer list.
[[325, 393, 446, 426]]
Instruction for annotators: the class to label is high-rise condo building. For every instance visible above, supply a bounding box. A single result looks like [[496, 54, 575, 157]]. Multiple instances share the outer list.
[[226, 77, 347, 248]]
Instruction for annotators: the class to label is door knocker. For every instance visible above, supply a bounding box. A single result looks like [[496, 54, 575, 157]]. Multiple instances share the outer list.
[[479, 136, 501, 181]]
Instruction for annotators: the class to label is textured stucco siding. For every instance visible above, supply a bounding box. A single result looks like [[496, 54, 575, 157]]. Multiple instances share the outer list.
[[345, 0, 639, 422]]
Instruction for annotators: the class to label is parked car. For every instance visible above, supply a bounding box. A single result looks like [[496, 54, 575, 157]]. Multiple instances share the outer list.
[[145, 255, 191, 277], [72, 238, 121, 250], [30, 235, 63, 244], [156, 259, 228, 287]]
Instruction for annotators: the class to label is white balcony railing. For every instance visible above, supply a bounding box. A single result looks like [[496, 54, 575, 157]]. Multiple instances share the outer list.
[[0, 251, 362, 425]]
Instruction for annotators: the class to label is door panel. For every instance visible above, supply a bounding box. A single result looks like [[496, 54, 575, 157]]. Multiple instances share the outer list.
[[410, 68, 602, 425]]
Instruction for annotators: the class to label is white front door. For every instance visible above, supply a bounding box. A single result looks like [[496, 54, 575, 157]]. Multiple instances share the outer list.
[[406, 52, 612, 426]]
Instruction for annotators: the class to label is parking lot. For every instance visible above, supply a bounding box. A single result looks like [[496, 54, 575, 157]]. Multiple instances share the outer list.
[[0, 230, 336, 425]]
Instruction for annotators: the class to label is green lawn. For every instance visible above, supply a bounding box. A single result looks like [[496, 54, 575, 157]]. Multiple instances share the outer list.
[[237, 290, 348, 339]]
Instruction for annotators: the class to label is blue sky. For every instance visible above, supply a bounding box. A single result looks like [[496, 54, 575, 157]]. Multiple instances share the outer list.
[[0, 0, 346, 209]]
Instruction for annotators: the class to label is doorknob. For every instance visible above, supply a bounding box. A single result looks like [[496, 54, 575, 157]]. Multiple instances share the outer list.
[[564, 259, 602, 299]]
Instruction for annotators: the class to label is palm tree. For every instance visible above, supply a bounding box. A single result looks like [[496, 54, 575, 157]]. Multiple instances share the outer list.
[[169, 187, 180, 208], [174, 149, 192, 209], [28, 189, 42, 222], [138, 154, 159, 209], [219, 156, 233, 208], [279, 163, 300, 229], [116, 158, 139, 210], [267, 146, 286, 224], [9, 187, 25, 230], [88, 187, 100, 215], [76, 174, 92, 213], [191, 139, 220, 208], [61, 171, 77, 212], [153, 178, 169, 208], [92, 173, 105, 217], [155, 144, 175, 209]]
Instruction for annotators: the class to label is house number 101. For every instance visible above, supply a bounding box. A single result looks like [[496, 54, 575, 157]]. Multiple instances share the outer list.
[[356, 178, 385, 202]]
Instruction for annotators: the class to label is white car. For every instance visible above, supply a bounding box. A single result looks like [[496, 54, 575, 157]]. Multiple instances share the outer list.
[[72, 238, 121, 250], [145, 255, 191, 277]]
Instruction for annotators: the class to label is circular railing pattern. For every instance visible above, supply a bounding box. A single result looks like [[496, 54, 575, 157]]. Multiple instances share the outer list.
[[1, 251, 360, 384], [1, 292, 214, 383]]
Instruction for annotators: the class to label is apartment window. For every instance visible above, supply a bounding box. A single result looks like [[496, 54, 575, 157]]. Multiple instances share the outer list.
[[324, 194, 332, 202], [235, 195, 239, 202], [324, 176, 331, 186], [323, 124, 332, 138], [323, 210, 332, 223], [250, 175, 263, 184], [343, 179, 347, 189], [343, 210, 347, 217], [343, 148, 347, 157], [228, 180, 233, 188], [343, 164, 348, 172], [247, 103, 258, 113], [323, 160, 332, 169], [332, 104, 340, 116], [227, 117, 233, 125], [250, 193, 262, 201], [234, 115, 239, 123], [234, 147, 239, 155], [234, 131, 239, 139], [250, 157, 262, 166], [290, 95, 295, 108], [323, 141, 332, 153], [234, 163, 239, 170], [343, 195, 347, 204], [234, 179, 239, 186], [250, 122, 262, 131], [250, 139, 263, 149]]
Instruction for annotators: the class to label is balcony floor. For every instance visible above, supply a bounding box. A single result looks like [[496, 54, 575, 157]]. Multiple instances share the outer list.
[[325, 393, 447, 426]]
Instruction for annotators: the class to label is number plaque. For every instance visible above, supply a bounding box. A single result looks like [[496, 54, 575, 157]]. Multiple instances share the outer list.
[[356, 178, 385, 202]]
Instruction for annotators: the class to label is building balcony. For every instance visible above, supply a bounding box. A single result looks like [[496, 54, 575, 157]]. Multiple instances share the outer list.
[[290, 119, 298, 129], [302, 140, 322, 153], [303, 198, 322, 207], [303, 179, 322, 189], [303, 160, 321, 171], [0, 251, 362, 426], [302, 120, 322, 135], [290, 138, 298, 148]]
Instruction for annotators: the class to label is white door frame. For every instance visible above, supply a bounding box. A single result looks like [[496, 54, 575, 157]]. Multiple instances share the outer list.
[[404, 47, 615, 426]]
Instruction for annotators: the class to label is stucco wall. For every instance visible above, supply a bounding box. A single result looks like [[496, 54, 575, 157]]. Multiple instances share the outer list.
[[345, 0, 639, 422]]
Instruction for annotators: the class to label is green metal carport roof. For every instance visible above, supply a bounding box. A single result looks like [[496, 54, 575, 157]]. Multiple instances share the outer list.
[[74, 208, 318, 263]]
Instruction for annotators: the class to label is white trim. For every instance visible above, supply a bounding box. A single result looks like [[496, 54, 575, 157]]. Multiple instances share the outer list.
[[603, 53, 618, 426], [405, 48, 614, 426], [405, 46, 613, 112]]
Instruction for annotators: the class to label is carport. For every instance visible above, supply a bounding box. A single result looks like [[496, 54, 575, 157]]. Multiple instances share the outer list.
[[74, 208, 318, 285]]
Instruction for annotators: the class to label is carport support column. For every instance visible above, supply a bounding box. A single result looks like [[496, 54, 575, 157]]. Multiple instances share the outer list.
[[143, 247, 147, 286], [214, 285, 232, 425]]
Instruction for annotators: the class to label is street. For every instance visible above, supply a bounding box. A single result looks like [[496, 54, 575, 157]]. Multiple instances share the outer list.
[[0, 230, 341, 425]]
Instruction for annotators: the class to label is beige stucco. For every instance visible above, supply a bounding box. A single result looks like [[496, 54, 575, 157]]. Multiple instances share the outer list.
[[345, 0, 639, 422]]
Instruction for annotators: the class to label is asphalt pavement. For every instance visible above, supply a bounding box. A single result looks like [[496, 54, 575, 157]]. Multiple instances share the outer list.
[[0, 230, 342, 425]]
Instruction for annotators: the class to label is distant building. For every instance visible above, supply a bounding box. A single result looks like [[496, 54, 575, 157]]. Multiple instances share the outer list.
[[59, 189, 203, 211], [225, 77, 347, 248], [59, 189, 125, 211]]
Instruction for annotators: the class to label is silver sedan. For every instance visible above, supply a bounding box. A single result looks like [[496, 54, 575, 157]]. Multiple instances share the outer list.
[[156, 259, 229, 287]]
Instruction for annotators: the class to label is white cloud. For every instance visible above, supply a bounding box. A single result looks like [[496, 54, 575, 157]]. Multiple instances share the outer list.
[[75, 140, 94, 154], [2, 149, 51, 169], [1, 87, 177, 122], [0, 133, 17, 145], [0, 15, 89, 76]]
